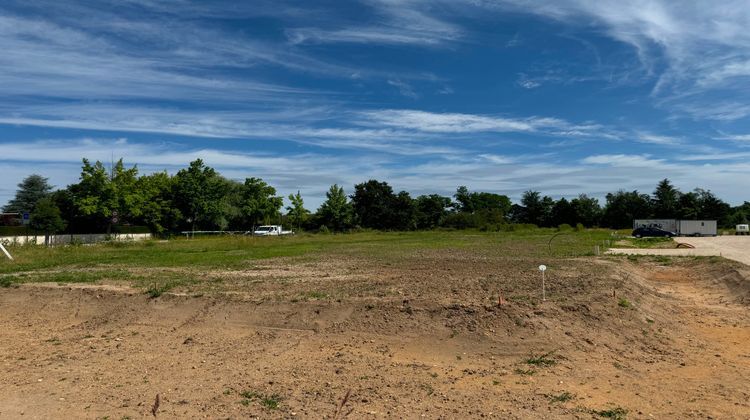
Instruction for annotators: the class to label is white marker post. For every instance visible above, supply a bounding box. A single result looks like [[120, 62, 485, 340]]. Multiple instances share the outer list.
[[538, 264, 547, 301], [0, 243, 13, 261]]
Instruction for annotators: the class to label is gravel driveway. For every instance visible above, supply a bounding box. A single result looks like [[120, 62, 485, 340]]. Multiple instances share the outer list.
[[607, 236, 750, 266]]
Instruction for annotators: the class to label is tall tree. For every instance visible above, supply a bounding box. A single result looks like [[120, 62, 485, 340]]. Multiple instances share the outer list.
[[136, 172, 181, 234], [351, 180, 398, 230], [652, 178, 681, 218], [695, 189, 731, 225], [72, 159, 140, 234], [452, 186, 511, 217], [551, 198, 576, 227], [239, 177, 283, 227], [602, 190, 652, 228], [2, 174, 53, 213], [286, 191, 309, 230], [677, 191, 700, 220], [391, 191, 417, 230], [415, 194, 451, 229], [173, 159, 229, 231], [317, 184, 353, 232], [29, 197, 66, 246], [520, 191, 554, 226], [570, 194, 601, 227]]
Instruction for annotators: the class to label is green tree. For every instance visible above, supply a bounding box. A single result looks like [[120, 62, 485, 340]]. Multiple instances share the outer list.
[[391, 191, 417, 230], [602, 190, 652, 228], [415, 194, 451, 229], [2, 174, 54, 213], [136, 172, 181, 234], [173, 159, 228, 231], [652, 179, 681, 218], [286, 191, 309, 230], [677, 191, 701, 220], [29, 197, 66, 246], [520, 191, 554, 226], [72, 159, 140, 234], [551, 198, 576, 227], [239, 177, 283, 228], [452, 186, 511, 217], [317, 184, 353, 232], [570, 194, 601, 227], [695, 189, 731, 226], [352, 180, 399, 230]]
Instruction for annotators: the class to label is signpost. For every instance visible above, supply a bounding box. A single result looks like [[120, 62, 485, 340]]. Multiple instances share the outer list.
[[538, 264, 547, 301], [22, 212, 30, 225]]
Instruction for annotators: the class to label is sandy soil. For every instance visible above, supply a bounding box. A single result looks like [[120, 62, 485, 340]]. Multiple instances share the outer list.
[[608, 236, 750, 266], [1, 254, 749, 419]]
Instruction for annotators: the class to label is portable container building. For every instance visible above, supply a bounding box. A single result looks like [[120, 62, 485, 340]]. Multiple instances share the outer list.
[[633, 219, 678, 233], [736, 224, 749, 235], [678, 220, 717, 237]]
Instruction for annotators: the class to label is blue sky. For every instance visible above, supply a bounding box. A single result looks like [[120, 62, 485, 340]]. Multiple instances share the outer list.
[[2, 0, 750, 209]]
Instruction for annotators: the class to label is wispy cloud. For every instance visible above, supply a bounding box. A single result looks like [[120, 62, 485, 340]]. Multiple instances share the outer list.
[[357, 109, 621, 140], [489, 0, 750, 121], [286, 0, 462, 46], [387, 79, 419, 99], [582, 154, 666, 167], [635, 132, 681, 145]]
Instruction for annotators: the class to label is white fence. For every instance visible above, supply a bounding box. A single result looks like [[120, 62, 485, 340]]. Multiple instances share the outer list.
[[0, 233, 152, 246]]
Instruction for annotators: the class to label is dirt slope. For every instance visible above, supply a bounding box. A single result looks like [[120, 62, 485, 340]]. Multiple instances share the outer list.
[[1, 256, 749, 419]]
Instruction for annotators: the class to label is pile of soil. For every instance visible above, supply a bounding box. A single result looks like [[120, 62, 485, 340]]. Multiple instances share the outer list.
[[1, 253, 749, 418]]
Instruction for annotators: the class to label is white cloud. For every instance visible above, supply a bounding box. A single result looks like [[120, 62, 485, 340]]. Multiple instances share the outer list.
[[488, 0, 750, 121], [715, 132, 750, 142], [635, 132, 681, 145], [387, 79, 419, 99], [357, 109, 620, 140], [581, 154, 665, 167], [286, 0, 462, 46]]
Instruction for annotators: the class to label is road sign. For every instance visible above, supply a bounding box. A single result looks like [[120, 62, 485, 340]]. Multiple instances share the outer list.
[[22, 212, 30, 225]]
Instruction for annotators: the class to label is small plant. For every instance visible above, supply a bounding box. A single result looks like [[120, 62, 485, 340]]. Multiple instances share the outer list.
[[547, 392, 574, 402], [260, 395, 281, 410], [618, 298, 631, 308], [301, 291, 329, 300], [240, 390, 261, 399], [420, 384, 434, 395], [238, 390, 281, 410], [526, 351, 556, 367], [514, 368, 536, 376], [594, 407, 628, 419], [146, 281, 176, 298], [0, 276, 12, 288]]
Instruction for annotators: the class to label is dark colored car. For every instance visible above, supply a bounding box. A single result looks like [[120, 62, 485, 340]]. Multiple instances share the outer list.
[[632, 226, 676, 238]]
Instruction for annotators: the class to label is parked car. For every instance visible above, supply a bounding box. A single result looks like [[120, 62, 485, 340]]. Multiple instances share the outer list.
[[632, 226, 676, 238]]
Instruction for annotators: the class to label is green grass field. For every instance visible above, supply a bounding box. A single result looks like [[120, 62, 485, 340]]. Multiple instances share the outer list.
[[0, 229, 620, 292]]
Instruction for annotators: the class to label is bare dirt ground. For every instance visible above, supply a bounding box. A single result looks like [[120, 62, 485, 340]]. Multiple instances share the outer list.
[[1, 252, 750, 419], [608, 236, 750, 266]]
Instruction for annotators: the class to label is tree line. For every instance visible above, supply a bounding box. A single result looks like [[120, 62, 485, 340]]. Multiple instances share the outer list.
[[2, 159, 749, 236]]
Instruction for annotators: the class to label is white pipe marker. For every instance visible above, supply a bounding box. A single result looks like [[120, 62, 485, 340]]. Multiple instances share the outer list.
[[538, 264, 547, 301], [0, 243, 13, 260]]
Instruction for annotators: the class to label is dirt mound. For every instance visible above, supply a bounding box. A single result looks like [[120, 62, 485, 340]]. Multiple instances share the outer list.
[[1, 256, 750, 418]]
